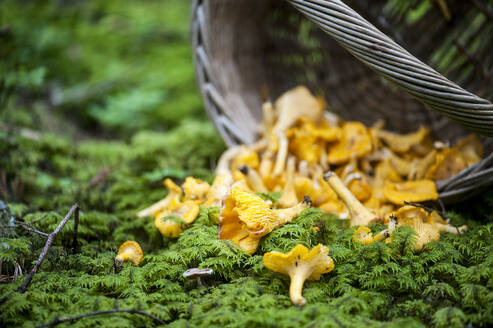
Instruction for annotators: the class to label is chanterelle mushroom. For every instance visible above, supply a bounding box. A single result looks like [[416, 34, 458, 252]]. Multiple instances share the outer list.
[[137, 178, 182, 218], [204, 174, 234, 207], [456, 134, 483, 166], [273, 86, 323, 133], [425, 148, 467, 181], [377, 126, 429, 154], [279, 156, 298, 208], [238, 165, 268, 193], [154, 200, 200, 238], [389, 205, 467, 251], [263, 244, 334, 305], [218, 186, 311, 254], [383, 180, 438, 205], [115, 241, 143, 267], [352, 226, 391, 245], [324, 171, 377, 226], [154, 217, 184, 238], [327, 122, 372, 165], [182, 177, 210, 202]]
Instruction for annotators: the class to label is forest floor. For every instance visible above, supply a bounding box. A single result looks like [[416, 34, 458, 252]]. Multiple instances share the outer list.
[[1, 1, 492, 327]]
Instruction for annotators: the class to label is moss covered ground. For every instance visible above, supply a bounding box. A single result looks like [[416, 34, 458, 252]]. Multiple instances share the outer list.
[[1, 1, 493, 327]]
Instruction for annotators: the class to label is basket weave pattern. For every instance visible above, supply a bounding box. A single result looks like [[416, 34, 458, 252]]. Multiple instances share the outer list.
[[191, 0, 493, 203]]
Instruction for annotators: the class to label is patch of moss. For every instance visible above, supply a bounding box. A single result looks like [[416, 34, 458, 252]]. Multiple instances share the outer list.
[[1, 177, 492, 328]]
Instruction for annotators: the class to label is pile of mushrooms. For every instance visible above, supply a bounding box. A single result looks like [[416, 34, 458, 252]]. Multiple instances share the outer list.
[[124, 85, 479, 305]]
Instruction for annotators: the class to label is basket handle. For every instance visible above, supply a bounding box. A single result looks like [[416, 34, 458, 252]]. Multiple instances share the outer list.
[[287, 0, 493, 136]]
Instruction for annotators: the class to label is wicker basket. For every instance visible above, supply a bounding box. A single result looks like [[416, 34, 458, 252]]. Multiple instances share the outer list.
[[191, 0, 493, 204]]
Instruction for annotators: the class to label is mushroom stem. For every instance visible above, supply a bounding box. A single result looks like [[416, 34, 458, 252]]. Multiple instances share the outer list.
[[216, 145, 243, 175], [279, 156, 298, 207], [289, 272, 307, 306], [250, 138, 268, 153], [137, 197, 172, 218], [273, 133, 288, 176], [115, 255, 125, 268], [298, 160, 309, 177], [238, 165, 268, 193], [324, 171, 376, 226], [137, 179, 182, 218], [275, 196, 312, 225], [204, 173, 233, 207], [259, 150, 274, 178], [435, 223, 467, 234], [262, 101, 275, 130], [374, 229, 390, 242]]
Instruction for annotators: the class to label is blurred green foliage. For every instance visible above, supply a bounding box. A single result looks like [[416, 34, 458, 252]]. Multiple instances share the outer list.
[[0, 0, 204, 136]]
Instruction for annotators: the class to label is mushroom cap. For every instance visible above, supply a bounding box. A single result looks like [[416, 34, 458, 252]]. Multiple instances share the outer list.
[[182, 177, 210, 202], [344, 172, 372, 202], [204, 173, 233, 207], [183, 268, 214, 279], [456, 134, 483, 166], [231, 147, 260, 172], [286, 118, 339, 163], [318, 199, 349, 219], [383, 180, 438, 205], [218, 186, 276, 254], [229, 185, 277, 232], [287, 126, 324, 163], [373, 159, 402, 188], [386, 149, 413, 177], [327, 122, 372, 165], [391, 205, 429, 222], [425, 148, 467, 181], [413, 150, 438, 180], [391, 206, 440, 251], [169, 200, 200, 225], [295, 176, 330, 206], [263, 244, 334, 280], [377, 126, 429, 154], [273, 86, 323, 133], [154, 217, 184, 238], [352, 226, 375, 245], [164, 178, 182, 194], [219, 186, 311, 254], [302, 118, 341, 141], [116, 241, 143, 266]]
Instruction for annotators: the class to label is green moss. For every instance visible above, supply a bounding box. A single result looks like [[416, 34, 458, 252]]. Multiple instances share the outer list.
[[1, 1, 492, 327], [2, 178, 492, 328]]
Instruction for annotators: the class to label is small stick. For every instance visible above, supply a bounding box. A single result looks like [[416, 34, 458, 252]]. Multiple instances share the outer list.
[[88, 167, 112, 187], [36, 308, 166, 328], [14, 220, 50, 238], [403, 201, 448, 218], [18, 204, 79, 293], [72, 206, 79, 254]]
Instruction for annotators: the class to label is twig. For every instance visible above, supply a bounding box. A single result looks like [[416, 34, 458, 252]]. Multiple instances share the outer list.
[[36, 309, 166, 328], [18, 204, 79, 293], [14, 220, 50, 238], [88, 167, 112, 187], [403, 201, 448, 217], [72, 206, 79, 254]]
